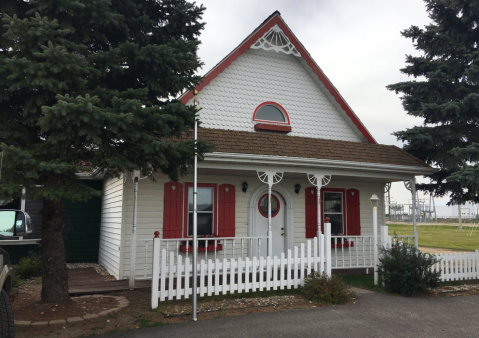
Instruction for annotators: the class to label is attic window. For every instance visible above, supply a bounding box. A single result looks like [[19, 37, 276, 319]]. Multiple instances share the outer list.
[[253, 102, 291, 133]]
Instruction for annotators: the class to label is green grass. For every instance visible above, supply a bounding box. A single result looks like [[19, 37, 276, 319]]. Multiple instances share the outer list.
[[388, 224, 479, 251], [339, 275, 383, 292]]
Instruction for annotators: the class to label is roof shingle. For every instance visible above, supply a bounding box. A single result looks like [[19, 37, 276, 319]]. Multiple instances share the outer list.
[[195, 128, 430, 168]]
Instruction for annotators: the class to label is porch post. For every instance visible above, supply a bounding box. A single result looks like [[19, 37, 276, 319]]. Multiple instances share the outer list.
[[370, 194, 379, 286], [411, 178, 418, 248], [257, 171, 283, 257], [129, 170, 140, 290]]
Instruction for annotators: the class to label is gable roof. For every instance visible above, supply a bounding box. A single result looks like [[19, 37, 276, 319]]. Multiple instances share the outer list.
[[180, 11, 377, 144], [194, 128, 430, 169]]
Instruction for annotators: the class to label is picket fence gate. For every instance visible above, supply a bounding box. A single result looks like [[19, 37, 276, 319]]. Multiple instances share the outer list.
[[151, 226, 332, 309], [430, 250, 479, 282]]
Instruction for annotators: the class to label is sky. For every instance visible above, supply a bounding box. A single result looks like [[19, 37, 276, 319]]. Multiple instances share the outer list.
[[193, 0, 448, 207]]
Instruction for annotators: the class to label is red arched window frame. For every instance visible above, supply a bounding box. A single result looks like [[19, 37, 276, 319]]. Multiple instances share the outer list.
[[252, 102, 291, 125]]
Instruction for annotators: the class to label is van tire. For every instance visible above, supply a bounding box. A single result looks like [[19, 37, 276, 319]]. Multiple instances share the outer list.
[[0, 289, 14, 338]]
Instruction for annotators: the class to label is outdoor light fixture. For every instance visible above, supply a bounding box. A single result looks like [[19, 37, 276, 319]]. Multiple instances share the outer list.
[[294, 183, 301, 194], [242, 182, 249, 193], [370, 194, 379, 208]]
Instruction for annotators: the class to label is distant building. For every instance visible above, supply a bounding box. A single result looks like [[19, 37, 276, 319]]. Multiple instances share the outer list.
[[435, 202, 478, 219]]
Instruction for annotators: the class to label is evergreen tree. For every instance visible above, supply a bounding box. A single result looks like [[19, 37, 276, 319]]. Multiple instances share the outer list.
[[388, 0, 479, 204], [0, 0, 210, 303]]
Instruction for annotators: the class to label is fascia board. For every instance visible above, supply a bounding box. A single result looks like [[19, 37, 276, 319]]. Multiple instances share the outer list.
[[203, 152, 437, 176]]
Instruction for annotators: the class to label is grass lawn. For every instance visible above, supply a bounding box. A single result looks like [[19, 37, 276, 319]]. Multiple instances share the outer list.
[[388, 224, 479, 251]]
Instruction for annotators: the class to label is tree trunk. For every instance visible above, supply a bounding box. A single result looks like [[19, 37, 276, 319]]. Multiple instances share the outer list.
[[40, 199, 71, 303]]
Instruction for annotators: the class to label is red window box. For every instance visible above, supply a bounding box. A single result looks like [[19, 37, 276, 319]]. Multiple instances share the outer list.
[[331, 239, 354, 248], [179, 240, 223, 252]]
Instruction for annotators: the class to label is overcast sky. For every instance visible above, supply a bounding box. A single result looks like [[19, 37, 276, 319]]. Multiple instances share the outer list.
[[193, 0, 448, 207]]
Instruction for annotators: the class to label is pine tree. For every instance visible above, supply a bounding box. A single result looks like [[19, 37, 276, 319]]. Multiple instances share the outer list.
[[0, 0, 210, 303], [388, 0, 479, 204]]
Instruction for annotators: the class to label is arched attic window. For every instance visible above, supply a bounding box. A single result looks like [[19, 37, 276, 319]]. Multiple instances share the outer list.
[[253, 102, 292, 133]]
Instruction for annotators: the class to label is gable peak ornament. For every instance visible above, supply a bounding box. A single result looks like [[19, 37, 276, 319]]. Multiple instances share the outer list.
[[251, 25, 301, 57]]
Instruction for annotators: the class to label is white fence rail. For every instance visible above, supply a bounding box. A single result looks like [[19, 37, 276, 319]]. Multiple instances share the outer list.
[[431, 251, 479, 282], [151, 225, 331, 309]]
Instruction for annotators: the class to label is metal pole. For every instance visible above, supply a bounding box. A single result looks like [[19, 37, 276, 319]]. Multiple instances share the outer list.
[[129, 173, 139, 289], [192, 91, 199, 321], [373, 204, 378, 285], [411, 178, 418, 248], [267, 184, 272, 257]]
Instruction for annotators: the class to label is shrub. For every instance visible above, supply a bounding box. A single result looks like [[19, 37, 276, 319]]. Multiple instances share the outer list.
[[379, 239, 441, 296], [14, 251, 42, 279], [301, 272, 354, 304]]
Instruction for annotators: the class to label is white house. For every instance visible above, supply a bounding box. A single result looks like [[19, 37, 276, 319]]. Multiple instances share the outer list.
[[97, 11, 434, 281]]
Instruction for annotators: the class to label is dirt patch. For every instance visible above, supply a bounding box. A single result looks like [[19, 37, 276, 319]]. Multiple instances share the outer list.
[[419, 247, 474, 254], [14, 288, 351, 337], [11, 284, 118, 322]]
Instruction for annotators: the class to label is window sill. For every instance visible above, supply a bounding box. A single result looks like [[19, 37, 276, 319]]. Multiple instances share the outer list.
[[254, 123, 292, 133]]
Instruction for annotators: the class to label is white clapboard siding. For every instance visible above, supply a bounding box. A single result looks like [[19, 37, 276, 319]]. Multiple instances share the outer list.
[[98, 176, 124, 279], [430, 250, 479, 282]]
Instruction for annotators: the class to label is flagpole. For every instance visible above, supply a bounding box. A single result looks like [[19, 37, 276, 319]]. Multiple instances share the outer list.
[[192, 90, 199, 321]]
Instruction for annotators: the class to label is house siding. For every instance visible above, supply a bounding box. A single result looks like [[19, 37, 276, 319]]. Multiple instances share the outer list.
[[98, 175, 124, 279], [120, 173, 385, 278], [186, 48, 365, 143]]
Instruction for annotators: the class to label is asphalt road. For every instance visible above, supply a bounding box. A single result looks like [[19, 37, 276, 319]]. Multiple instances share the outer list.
[[95, 292, 479, 338]]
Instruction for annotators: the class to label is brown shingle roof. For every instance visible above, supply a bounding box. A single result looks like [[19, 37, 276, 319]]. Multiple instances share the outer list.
[[196, 128, 430, 168]]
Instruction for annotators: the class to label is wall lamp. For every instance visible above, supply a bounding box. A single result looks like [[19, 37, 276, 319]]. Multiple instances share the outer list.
[[294, 183, 301, 194], [242, 182, 249, 193]]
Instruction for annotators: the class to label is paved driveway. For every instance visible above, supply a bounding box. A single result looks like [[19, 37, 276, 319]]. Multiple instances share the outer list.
[[95, 292, 479, 338]]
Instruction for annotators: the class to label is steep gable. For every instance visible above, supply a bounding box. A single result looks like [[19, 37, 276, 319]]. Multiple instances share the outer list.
[[181, 11, 376, 144]]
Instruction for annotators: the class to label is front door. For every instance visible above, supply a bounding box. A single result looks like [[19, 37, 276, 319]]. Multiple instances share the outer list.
[[255, 192, 285, 257]]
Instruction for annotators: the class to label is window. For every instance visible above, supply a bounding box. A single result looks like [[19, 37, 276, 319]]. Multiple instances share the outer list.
[[184, 183, 217, 237], [255, 105, 285, 122], [323, 191, 344, 235], [253, 102, 291, 126], [258, 194, 280, 218]]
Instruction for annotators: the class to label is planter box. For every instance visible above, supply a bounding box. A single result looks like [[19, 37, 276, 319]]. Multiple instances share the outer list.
[[331, 240, 354, 248], [180, 243, 223, 252]]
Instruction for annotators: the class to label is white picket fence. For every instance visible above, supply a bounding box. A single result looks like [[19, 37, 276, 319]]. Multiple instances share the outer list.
[[151, 225, 332, 309], [430, 251, 479, 282]]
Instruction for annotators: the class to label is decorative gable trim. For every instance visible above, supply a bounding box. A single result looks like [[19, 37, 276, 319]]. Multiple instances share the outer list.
[[250, 24, 300, 57], [180, 11, 377, 144]]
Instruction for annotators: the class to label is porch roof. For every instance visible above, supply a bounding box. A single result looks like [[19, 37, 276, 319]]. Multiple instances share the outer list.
[[196, 128, 430, 169]]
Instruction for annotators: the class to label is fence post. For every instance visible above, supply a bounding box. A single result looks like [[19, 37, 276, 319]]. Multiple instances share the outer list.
[[151, 231, 161, 310], [476, 250, 479, 279], [324, 218, 331, 277], [380, 225, 388, 249]]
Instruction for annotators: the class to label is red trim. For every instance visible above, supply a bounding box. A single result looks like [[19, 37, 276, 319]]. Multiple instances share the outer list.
[[180, 14, 376, 144], [320, 188, 347, 235], [254, 124, 292, 133], [252, 102, 291, 125], [184, 183, 218, 238], [258, 194, 280, 218]]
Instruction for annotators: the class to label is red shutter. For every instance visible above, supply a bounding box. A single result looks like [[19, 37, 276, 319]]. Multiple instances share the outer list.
[[163, 182, 183, 238], [305, 187, 318, 238], [346, 188, 361, 235], [218, 184, 235, 237]]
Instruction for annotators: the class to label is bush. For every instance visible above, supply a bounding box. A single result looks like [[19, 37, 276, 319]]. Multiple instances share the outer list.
[[301, 272, 354, 304], [379, 240, 441, 296], [14, 251, 42, 279]]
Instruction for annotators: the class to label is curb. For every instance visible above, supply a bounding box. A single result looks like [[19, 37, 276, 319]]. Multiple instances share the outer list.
[[14, 295, 129, 327]]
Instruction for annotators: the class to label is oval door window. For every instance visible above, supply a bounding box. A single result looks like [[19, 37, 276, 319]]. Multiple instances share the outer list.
[[258, 194, 280, 218]]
